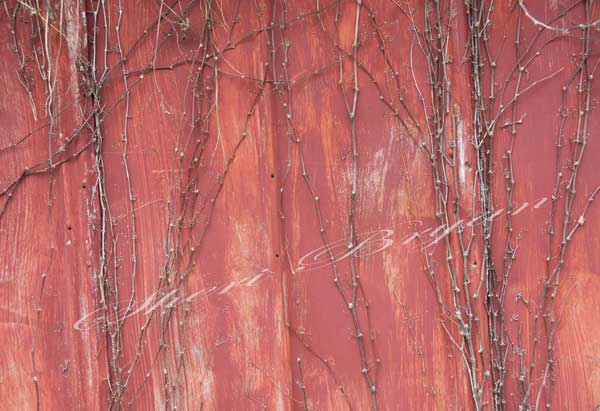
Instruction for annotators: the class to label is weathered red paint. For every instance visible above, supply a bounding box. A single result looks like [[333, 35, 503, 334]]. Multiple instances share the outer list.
[[1, 1, 599, 410]]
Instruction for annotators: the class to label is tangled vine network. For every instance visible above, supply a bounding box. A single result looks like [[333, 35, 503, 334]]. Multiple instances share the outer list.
[[1, 0, 599, 410]]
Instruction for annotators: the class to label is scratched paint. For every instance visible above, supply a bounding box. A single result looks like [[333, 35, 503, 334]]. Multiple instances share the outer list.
[[1, 1, 600, 410]]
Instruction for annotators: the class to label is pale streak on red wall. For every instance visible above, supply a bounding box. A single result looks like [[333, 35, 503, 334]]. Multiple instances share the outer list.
[[0, 1, 599, 410]]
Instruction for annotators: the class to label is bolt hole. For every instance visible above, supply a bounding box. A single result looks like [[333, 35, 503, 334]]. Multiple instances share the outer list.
[[270, 173, 275, 179], [275, 253, 279, 258], [67, 226, 72, 231], [82, 184, 86, 189]]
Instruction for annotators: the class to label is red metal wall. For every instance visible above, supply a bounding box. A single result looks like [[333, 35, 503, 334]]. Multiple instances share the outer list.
[[1, 1, 600, 410]]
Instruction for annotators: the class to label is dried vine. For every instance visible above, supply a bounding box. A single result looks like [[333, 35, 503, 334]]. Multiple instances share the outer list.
[[1, 1, 599, 410]]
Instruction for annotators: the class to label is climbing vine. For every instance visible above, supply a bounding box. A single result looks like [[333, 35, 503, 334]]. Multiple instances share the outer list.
[[1, 0, 599, 410]]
